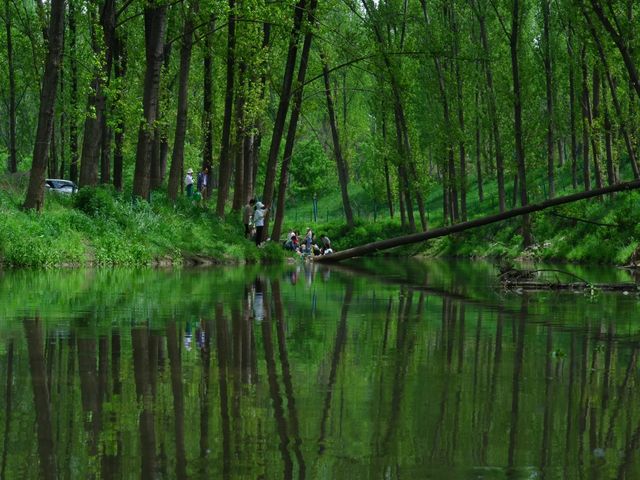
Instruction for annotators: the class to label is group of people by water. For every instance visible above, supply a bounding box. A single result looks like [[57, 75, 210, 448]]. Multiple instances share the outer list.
[[184, 166, 210, 204]]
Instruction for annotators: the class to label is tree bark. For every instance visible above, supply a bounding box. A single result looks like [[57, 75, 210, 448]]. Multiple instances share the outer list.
[[202, 15, 215, 176], [568, 26, 578, 189], [581, 46, 591, 191], [113, 34, 127, 191], [69, 0, 79, 184], [132, 4, 167, 201], [232, 62, 247, 211], [510, 0, 531, 246], [590, 67, 604, 189], [542, 0, 554, 197], [471, 0, 505, 211], [168, 6, 196, 202], [271, 0, 318, 242], [321, 52, 354, 227], [4, 0, 17, 173], [23, 0, 65, 211], [215, 0, 237, 216], [260, 0, 307, 225], [474, 88, 484, 201], [452, 5, 467, 221], [315, 178, 640, 262]]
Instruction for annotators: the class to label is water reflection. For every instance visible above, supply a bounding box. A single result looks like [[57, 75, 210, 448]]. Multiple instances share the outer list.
[[1, 261, 640, 478]]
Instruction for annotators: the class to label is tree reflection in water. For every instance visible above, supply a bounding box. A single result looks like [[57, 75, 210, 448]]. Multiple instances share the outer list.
[[1, 262, 640, 478]]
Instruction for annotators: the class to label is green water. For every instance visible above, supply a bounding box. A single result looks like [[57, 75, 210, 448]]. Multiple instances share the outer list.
[[0, 259, 639, 479]]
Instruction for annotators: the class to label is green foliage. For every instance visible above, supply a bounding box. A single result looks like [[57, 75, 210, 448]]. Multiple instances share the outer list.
[[288, 140, 335, 198]]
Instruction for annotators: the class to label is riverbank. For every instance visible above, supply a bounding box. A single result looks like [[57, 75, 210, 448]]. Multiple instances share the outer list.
[[0, 179, 284, 268]]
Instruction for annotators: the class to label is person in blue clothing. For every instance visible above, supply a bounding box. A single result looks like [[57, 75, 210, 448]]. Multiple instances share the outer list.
[[197, 166, 209, 203]]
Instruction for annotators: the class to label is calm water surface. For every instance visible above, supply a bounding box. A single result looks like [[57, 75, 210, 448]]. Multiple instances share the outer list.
[[0, 259, 639, 479]]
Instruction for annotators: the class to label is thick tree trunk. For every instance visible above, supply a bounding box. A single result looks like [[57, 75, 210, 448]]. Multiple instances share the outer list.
[[168, 8, 196, 202], [542, 0, 554, 197], [261, 0, 307, 227], [132, 4, 167, 201], [510, 0, 531, 246], [215, 0, 237, 216], [69, 1, 79, 184], [5, 0, 17, 173], [271, 0, 318, 242], [321, 53, 354, 227], [100, 120, 111, 184], [150, 42, 171, 191], [23, 0, 65, 211], [315, 178, 640, 263]]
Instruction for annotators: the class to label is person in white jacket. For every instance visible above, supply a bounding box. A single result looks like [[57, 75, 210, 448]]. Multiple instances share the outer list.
[[253, 202, 269, 246]]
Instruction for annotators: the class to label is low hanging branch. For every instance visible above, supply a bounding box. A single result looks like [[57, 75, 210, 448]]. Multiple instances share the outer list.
[[314, 179, 640, 263]]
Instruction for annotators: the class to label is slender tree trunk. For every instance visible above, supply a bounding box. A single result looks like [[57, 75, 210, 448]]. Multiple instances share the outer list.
[[471, 0, 505, 211], [113, 35, 126, 191], [475, 88, 484, 202], [232, 62, 247, 211], [542, 0, 554, 197], [132, 4, 167, 201], [603, 91, 615, 186], [568, 27, 578, 189], [583, 7, 640, 178], [271, 0, 318, 242], [261, 0, 307, 229], [591, 67, 604, 189], [4, 0, 17, 173], [381, 109, 395, 218], [202, 15, 215, 175], [589, 0, 640, 101], [168, 7, 196, 201], [23, 0, 65, 211], [150, 42, 171, 191], [215, 0, 237, 216], [581, 46, 591, 191], [510, 0, 531, 246], [321, 53, 354, 227], [453, 6, 467, 220]]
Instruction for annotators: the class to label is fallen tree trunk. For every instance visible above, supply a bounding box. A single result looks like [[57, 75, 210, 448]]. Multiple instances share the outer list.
[[314, 179, 640, 263], [501, 281, 637, 292]]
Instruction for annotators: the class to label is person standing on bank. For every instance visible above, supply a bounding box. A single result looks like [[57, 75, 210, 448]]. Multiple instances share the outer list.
[[253, 202, 269, 246], [185, 168, 194, 197], [243, 198, 255, 238], [197, 166, 209, 202]]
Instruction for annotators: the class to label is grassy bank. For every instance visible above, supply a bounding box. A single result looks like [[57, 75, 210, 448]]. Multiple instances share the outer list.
[[0, 175, 284, 268], [284, 165, 640, 265]]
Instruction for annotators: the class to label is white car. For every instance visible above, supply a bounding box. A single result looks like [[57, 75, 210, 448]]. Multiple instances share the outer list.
[[45, 179, 78, 194]]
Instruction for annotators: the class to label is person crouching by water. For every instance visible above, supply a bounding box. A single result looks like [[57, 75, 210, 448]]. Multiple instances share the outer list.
[[243, 198, 255, 238], [185, 168, 194, 197], [320, 234, 333, 254], [253, 202, 269, 246]]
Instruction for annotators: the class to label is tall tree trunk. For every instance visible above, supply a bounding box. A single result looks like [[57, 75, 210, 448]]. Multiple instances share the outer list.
[[475, 88, 484, 201], [542, 0, 554, 197], [589, 0, 640, 101], [100, 120, 111, 184], [68, 1, 79, 184], [202, 15, 215, 176], [166, 322, 187, 479], [581, 46, 591, 191], [470, 0, 505, 211], [113, 34, 127, 191], [603, 90, 615, 186], [168, 7, 196, 201], [321, 53, 354, 227], [79, 1, 109, 187], [4, 0, 17, 173], [215, 0, 237, 216], [453, 5, 467, 221], [150, 42, 171, 191], [590, 67, 604, 189], [261, 0, 307, 227], [271, 0, 318, 242], [132, 4, 167, 201], [568, 26, 578, 189], [510, 0, 531, 246], [583, 7, 640, 178], [23, 0, 65, 211], [381, 111, 395, 217], [232, 62, 247, 211]]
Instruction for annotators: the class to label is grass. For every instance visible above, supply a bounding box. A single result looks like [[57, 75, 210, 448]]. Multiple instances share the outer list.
[[0, 177, 284, 268], [282, 161, 640, 265]]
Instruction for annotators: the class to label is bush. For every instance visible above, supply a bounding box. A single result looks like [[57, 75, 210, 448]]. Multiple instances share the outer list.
[[73, 186, 118, 218]]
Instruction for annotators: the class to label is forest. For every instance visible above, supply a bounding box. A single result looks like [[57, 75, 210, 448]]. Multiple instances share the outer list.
[[1, 0, 640, 264]]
